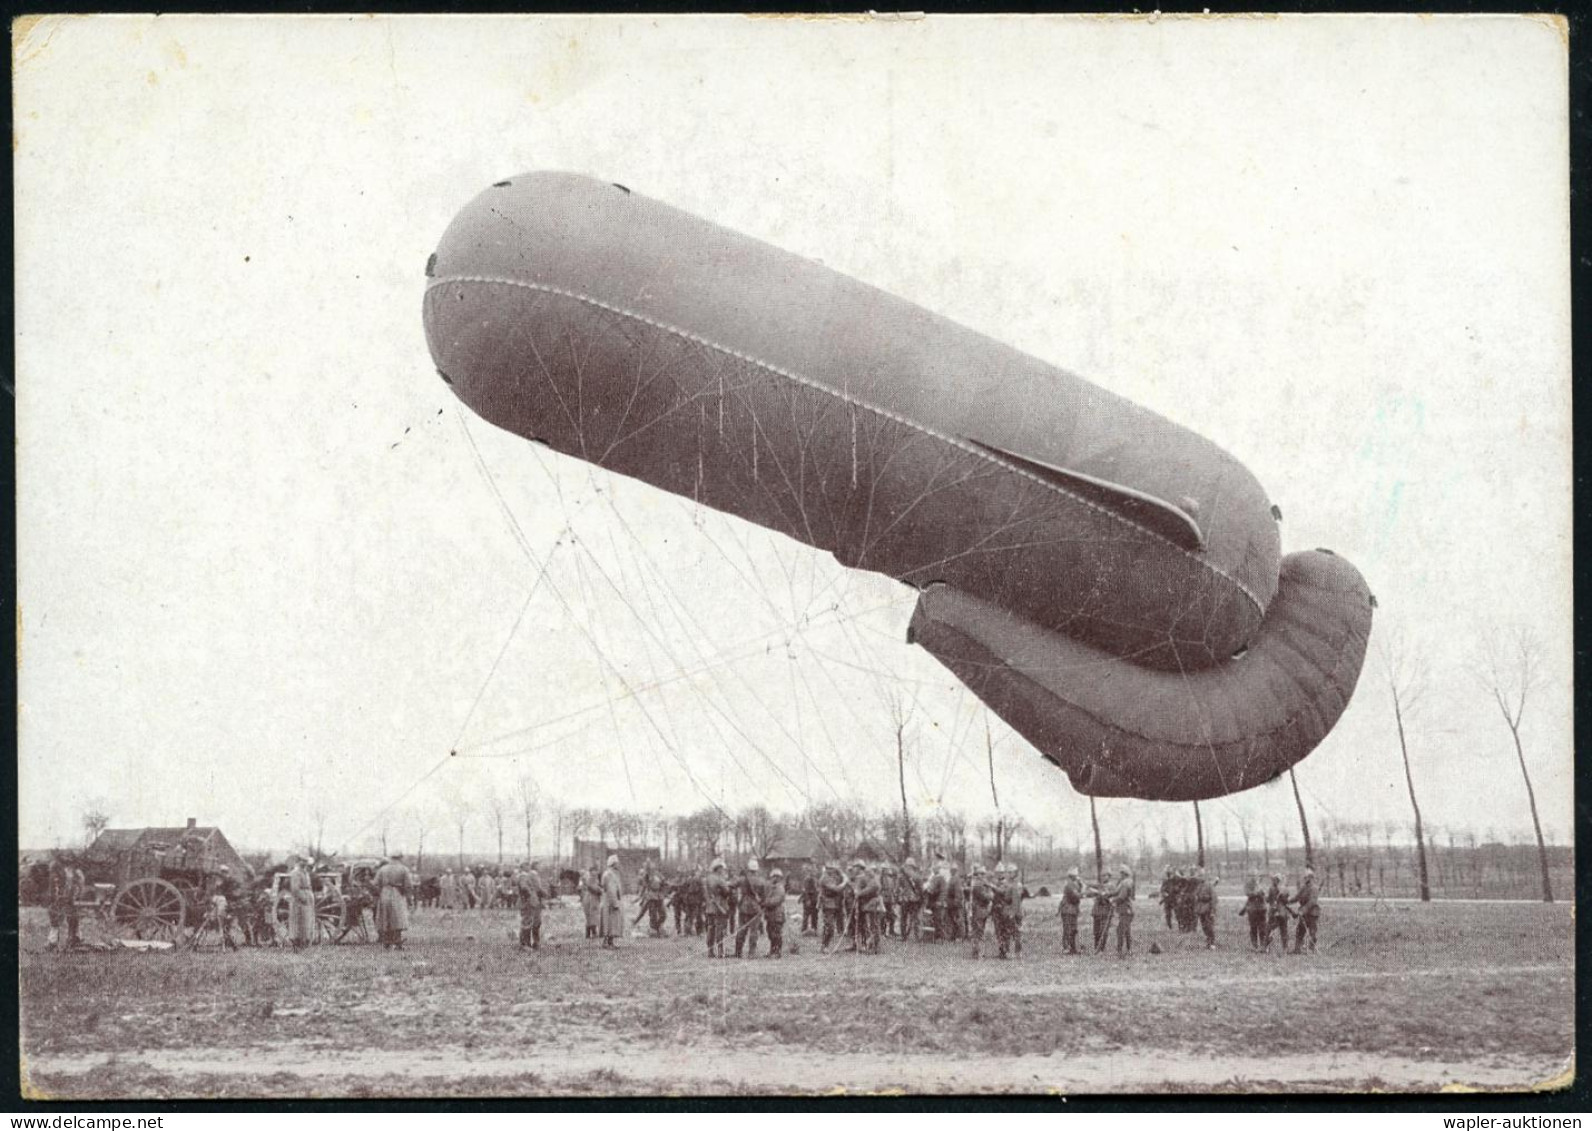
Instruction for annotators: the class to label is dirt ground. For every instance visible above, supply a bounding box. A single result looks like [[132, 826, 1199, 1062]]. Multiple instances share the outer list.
[[17, 896, 1574, 1098]]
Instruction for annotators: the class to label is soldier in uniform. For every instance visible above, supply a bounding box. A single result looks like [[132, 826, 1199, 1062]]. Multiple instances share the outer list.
[[46, 857, 85, 951], [633, 865, 667, 937], [1159, 866, 1177, 928], [1112, 864, 1136, 956], [1240, 874, 1267, 950], [819, 861, 847, 952], [799, 863, 819, 936], [1192, 866, 1218, 949], [991, 863, 1019, 959], [288, 855, 317, 950], [374, 853, 412, 950], [1264, 873, 1294, 953], [516, 860, 549, 949], [598, 854, 623, 948], [1176, 869, 1198, 932], [735, 859, 768, 958], [688, 866, 707, 936], [1292, 868, 1321, 953], [967, 863, 995, 958], [1089, 873, 1114, 953], [879, 864, 898, 938], [764, 867, 788, 958], [897, 858, 922, 940], [581, 866, 602, 940], [704, 858, 731, 958], [943, 864, 965, 943], [851, 861, 883, 953], [1058, 867, 1084, 954]]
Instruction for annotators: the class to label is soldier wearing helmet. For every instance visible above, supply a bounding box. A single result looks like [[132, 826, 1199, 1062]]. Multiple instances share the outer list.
[[1058, 866, 1084, 954], [703, 858, 731, 958], [764, 867, 788, 957], [967, 862, 995, 959], [1292, 868, 1320, 953]]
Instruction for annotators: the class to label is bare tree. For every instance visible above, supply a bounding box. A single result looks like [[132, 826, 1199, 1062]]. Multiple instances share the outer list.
[[1289, 767, 1315, 870], [1474, 626, 1553, 902], [515, 774, 542, 863], [1089, 794, 1104, 879], [984, 711, 1005, 864], [486, 787, 508, 865], [80, 798, 111, 846], [409, 804, 432, 874], [445, 788, 474, 869], [886, 689, 914, 861], [1380, 632, 1432, 901]]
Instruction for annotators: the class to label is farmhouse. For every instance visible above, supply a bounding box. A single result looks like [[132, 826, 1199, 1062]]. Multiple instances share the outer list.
[[571, 838, 660, 878], [86, 818, 245, 884], [762, 828, 823, 876]]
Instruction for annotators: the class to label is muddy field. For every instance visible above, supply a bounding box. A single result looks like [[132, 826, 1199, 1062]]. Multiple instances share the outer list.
[[18, 896, 1574, 1098]]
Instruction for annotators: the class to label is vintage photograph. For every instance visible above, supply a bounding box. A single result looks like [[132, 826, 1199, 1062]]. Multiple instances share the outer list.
[[14, 14, 1573, 1098]]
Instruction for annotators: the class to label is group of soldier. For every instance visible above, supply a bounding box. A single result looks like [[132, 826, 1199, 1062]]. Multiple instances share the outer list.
[[38, 847, 1324, 960]]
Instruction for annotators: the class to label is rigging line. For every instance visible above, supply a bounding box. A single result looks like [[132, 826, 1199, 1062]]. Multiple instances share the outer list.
[[601, 515, 823, 811], [464, 429, 733, 825], [594, 492, 838, 807], [449, 520, 577, 754], [332, 753, 452, 857], [935, 687, 974, 804], [453, 596, 911, 755], [828, 606, 940, 793], [570, 544, 638, 803], [596, 503, 678, 785]]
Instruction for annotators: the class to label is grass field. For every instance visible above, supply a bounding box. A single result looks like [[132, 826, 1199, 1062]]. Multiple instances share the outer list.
[[18, 895, 1574, 1097]]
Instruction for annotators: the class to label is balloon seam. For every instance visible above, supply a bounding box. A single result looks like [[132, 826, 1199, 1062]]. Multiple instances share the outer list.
[[427, 273, 1266, 615]]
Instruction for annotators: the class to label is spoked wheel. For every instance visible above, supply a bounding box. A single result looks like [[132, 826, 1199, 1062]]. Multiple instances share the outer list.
[[111, 878, 187, 942], [314, 890, 346, 944]]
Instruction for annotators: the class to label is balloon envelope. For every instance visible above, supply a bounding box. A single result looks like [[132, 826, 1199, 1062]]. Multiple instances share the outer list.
[[423, 172, 1374, 801]]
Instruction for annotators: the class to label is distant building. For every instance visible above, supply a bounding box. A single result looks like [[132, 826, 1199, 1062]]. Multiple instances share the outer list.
[[763, 828, 824, 877], [571, 838, 660, 880], [86, 818, 245, 883]]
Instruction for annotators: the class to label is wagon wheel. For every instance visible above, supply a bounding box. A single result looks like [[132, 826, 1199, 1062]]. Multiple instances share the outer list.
[[314, 889, 346, 944], [111, 877, 186, 941]]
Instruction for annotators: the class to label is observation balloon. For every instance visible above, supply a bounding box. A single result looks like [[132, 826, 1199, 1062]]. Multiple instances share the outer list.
[[422, 172, 1373, 801]]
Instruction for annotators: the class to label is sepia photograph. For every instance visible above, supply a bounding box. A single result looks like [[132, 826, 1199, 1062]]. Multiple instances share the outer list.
[[13, 13, 1574, 1100]]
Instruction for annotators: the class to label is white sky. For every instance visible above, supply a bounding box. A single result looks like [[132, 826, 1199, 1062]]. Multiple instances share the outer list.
[[15, 15, 1572, 859]]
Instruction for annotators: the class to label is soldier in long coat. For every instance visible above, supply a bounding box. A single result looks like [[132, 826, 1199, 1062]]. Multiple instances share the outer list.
[[1292, 868, 1321, 953], [1058, 867, 1084, 954], [598, 855, 623, 948], [850, 862, 883, 954], [516, 861, 549, 949], [1112, 865, 1136, 955], [288, 856, 317, 950], [703, 858, 731, 958], [374, 853, 412, 949], [581, 866, 602, 939]]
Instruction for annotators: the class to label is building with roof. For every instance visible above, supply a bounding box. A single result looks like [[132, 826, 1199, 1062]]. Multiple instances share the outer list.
[[86, 818, 245, 883], [762, 828, 824, 877]]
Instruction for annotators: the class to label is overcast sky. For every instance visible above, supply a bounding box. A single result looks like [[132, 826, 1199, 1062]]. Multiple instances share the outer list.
[[15, 15, 1571, 859]]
